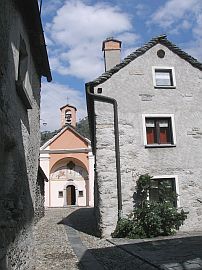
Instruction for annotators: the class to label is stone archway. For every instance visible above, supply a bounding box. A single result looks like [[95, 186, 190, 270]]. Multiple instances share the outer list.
[[49, 159, 89, 207]]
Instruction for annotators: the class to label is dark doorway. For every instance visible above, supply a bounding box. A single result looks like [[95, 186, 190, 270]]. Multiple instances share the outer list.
[[66, 185, 76, 205]]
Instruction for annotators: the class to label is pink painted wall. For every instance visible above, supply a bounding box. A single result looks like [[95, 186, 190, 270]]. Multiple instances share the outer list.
[[49, 128, 89, 172]]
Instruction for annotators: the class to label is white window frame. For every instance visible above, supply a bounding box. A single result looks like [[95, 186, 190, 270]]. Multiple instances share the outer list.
[[152, 66, 176, 88], [150, 175, 180, 208], [142, 114, 176, 147]]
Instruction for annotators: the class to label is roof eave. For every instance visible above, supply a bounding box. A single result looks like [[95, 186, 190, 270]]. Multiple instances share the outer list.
[[15, 0, 52, 82]]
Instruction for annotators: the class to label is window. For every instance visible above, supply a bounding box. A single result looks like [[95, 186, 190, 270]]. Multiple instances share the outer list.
[[145, 117, 173, 145], [58, 191, 63, 198], [65, 110, 72, 124], [149, 178, 177, 207], [18, 37, 28, 83], [16, 37, 32, 109], [79, 191, 83, 197], [143, 114, 176, 147], [152, 67, 176, 88]]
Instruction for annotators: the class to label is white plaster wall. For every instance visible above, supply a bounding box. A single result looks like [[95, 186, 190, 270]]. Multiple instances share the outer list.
[[94, 43, 202, 237], [50, 180, 86, 207], [88, 151, 95, 207]]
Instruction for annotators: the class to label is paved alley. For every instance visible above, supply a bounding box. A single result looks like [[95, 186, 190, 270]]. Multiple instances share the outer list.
[[33, 207, 202, 270], [33, 208, 82, 270], [33, 207, 156, 270]]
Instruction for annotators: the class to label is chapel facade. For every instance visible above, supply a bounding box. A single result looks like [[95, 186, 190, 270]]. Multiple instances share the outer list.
[[40, 105, 94, 208]]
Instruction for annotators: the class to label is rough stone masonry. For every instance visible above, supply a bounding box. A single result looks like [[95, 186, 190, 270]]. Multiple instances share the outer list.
[[0, 0, 51, 269]]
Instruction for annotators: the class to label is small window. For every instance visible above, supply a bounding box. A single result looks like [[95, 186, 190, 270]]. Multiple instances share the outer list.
[[58, 191, 63, 198], [149, 178, 177, 207], [79, 191, 83, 197], [16, 37, 32, 109], [145, 117, 173, 145], [152, 67, 176, 88], [18, 37, 28, 83]]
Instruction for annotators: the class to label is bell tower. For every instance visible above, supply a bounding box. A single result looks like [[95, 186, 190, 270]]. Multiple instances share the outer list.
[[60, 104, 77, 128]]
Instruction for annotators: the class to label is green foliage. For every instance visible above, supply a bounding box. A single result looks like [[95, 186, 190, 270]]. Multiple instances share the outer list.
[[75, 117, 90, 139], [41, 129, 60, 146], [112, 174, 188, 239]]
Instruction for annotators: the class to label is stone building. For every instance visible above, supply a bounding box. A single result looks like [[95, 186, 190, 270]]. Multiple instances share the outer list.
[[40, 104, 94, 208], [0, 0, 51, 269], [86, 35, 202, 237]]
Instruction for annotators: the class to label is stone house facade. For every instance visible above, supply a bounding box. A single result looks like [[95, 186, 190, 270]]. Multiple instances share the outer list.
[[40, 104, 94, 208], [86, 35, 202, 237], [0, 0, 51, 269]]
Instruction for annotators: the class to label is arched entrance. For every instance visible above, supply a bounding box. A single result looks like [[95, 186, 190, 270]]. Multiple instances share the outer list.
[[66, 185, 76, 205]]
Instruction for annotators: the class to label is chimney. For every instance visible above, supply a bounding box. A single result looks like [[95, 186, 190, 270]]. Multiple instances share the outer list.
[[102, 37, 122, 72], [60, 104, 77, 128]]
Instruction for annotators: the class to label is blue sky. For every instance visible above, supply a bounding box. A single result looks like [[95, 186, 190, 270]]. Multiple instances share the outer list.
[[40, 0, 202, 131]]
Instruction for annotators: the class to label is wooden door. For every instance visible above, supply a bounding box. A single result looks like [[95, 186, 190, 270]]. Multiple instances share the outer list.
[[66, 185, 76, 205]]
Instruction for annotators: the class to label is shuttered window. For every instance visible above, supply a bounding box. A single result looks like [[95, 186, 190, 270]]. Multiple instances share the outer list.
[[149, 178, 177, 207], [145, 118, 173, 145]]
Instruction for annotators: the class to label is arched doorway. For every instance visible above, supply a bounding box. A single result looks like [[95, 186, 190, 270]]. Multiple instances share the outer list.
[[66, 185, 76, 205]]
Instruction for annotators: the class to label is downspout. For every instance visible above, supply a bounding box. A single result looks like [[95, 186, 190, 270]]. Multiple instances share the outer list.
[[86, 83, 122, 219], [39, 0, 43, 15]]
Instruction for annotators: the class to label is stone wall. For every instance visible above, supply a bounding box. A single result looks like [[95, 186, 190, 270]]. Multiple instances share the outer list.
[[0, 0, 44, 268], [94, 43, 202, 237]]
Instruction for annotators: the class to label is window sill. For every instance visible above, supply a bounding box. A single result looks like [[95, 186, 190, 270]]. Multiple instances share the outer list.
[[154, 86, 176, 89], [145, 144, 176, 148], [15, 80, 32, 109]]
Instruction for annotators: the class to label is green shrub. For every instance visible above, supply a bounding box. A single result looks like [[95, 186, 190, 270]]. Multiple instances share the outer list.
[[112, 174, 188, 239]]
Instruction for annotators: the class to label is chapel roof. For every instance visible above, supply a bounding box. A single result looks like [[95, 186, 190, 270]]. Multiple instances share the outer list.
[[40, 124, 90, 150]]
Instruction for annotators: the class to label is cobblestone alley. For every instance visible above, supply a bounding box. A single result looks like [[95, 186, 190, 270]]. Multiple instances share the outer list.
[[33, 207, 156, 270], [33, 208, 202, 270]]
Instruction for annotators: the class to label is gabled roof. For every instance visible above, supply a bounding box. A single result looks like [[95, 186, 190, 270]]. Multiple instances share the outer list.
[[60, 104, 77, 111], [86, 35, 202, 87], [40, 124, 90, 150]]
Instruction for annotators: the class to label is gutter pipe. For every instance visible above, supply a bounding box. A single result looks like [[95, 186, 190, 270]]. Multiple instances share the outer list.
[[86, 84, 122, 219], [39, 0, 42, 15]]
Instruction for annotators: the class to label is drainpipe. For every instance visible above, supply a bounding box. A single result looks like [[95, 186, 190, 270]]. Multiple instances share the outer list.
[[86, 84, 122, 219], [39, 0, 43, 14]]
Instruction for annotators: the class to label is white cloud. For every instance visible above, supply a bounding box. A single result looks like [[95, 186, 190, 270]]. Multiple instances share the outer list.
[[117, 32, 139, 46], [149, 0, 201, 29], [42, 0, 63, 16], [40, 82, 86, 131], [148, 0, 202, 60], [184, 40, 202, 61], [45, 0, 138, 81]]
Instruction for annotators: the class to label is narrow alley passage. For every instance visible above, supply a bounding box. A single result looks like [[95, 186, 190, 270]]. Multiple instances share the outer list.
[[33, 208, 82, 270], [33, 207, 156, 270]]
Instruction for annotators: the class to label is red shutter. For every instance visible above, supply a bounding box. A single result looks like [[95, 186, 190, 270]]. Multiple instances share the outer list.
[[160, 128, 168, 144], [146, 128, 155, 144]]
